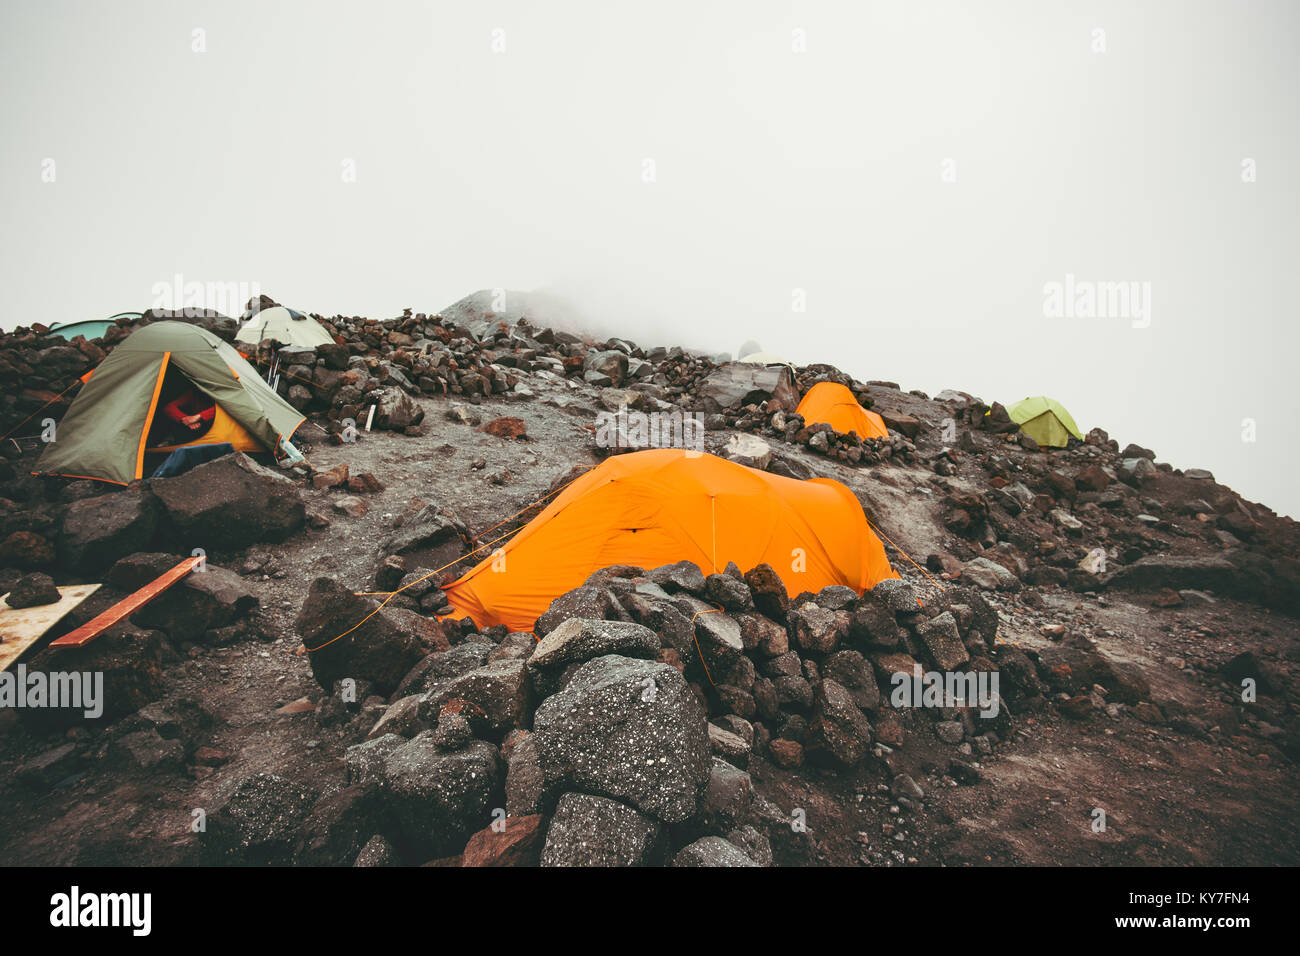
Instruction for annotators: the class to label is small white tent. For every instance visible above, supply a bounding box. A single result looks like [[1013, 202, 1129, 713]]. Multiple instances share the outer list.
[[738, 351, 795, 370], [236, 306, 334, 349]]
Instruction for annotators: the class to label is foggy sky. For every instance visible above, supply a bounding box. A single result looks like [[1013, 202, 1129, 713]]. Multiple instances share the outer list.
[[2, 1, 1297, 516]]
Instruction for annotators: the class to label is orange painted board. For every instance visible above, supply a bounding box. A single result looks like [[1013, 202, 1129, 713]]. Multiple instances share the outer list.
[[49, 557, 201, 649]]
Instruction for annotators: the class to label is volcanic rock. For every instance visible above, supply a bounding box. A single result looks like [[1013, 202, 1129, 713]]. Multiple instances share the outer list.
[[151, 453, 304, 550], [540, 793, 663, 867], [532, 655, 710, 823]]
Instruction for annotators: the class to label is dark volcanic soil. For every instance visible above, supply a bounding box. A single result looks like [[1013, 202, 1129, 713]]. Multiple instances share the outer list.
[[2, 375, 1296, 866]]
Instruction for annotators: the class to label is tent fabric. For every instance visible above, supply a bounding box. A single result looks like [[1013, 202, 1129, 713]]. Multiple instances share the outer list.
[[795, 382, 889, 440], [443, 448, 899, 631], [738, 351, 795, 369], [48, 319, 114, 341], [1007, 396, 1083, 447], [35, 321, 305, 485], [147, 404, 262, 454], [235, 306, 334, 349], [49, 313, 140, 341]]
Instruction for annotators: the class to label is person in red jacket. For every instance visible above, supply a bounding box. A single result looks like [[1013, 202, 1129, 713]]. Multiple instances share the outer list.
[[161, 388, 215, 434]]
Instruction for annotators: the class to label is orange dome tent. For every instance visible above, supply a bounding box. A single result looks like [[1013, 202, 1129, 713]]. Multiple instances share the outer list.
[[796, 382, 889, 440], [442, 448, 898, 631]]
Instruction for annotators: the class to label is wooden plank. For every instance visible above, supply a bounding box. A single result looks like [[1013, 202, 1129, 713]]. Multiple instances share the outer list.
[[50, 557, 202, 650], [0, 584, 102, 672]]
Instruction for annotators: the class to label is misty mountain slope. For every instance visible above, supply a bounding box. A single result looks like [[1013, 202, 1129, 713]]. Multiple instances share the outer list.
[[0, 303, 1295, 867]]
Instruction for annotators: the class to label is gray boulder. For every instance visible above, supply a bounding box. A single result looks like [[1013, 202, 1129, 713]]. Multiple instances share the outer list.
[[708, 722, 752, 768], [505, 731, 546, 816], [296, 577, 435, 695], [704, 572, 754, 611], [962, 557, 1021, 592], [526, 618, 660, 696], [916, 611, 969, 670], [673, 835, 759, 867], [534, 585, 624, 637], [723, 433, 773, 470], [822, 650, 881, 710], [869, 578, 919, 611], [539, 793, 664, 866], [378, 503, 469, 566], [697, 363, 797, 410], [419, 659, 531, 734], [789, 602, 842, 655], [1119, 457, 1159, 485], [806, 678, 873, 766], [344, 731, 499, 858], [132, 563, 258, 643], [584, 350, 629, 387], [698, 757, 754, 825], [647, 560, 706, 595], [394, 642, 494, 698], [532, 655, 710, 823], [151, 453, 303, 550], [199, 772, 319, 865], [353, 834, 400, 867], [58, 485, 159, 573], [372, 387, 424, 429]]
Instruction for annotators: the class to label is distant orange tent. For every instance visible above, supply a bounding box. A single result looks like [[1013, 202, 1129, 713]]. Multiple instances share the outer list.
[[796, 382, 889, 440], [443, 448, 899, 631]]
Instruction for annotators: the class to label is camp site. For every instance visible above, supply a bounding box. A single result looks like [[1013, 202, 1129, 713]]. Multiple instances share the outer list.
[[0, 296, 1295, 881], [0, 0, 1292, 924]]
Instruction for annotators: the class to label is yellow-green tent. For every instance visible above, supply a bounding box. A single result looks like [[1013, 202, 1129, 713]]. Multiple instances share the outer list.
[[1007, 396, 1083, 447]]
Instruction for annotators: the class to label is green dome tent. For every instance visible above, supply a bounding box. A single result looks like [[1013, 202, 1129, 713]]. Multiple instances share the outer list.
[[1007, 396, 1083, 448], [36, 321, 305, 485]]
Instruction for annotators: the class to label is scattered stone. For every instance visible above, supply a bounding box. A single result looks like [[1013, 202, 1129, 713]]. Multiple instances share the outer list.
[[935, 721, 964, 744], [4, 572, 60, 608], [333, 495, 368, 517], [540, 793, 663, 867], [962, 557, 1021, 592], [312, 463, 349, 489], [481, 416, 527, 440], [916, 611, 969, 670], [806, 679, 873, 766], [724, 433, 772, 470], [462, 814, 545, 867], [768, 738, 804, 768], [353, 834, 400, 867], [673, 836, 759, 867]]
